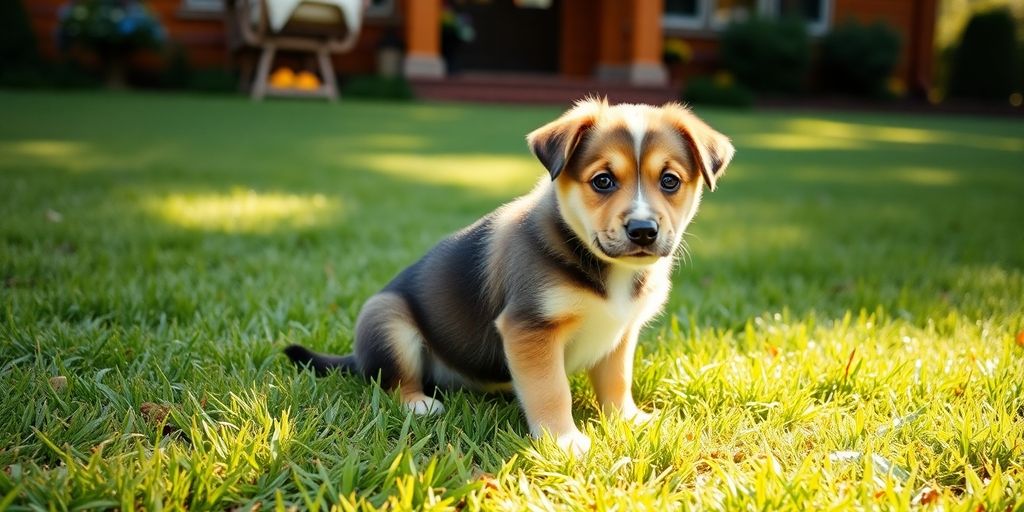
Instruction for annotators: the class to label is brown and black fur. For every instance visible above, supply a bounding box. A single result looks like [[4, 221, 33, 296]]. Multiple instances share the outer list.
[[286, 98, 735, 453]]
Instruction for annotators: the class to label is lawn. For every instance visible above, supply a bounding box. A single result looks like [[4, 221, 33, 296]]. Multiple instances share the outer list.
[[0, 90, 1022, 510]]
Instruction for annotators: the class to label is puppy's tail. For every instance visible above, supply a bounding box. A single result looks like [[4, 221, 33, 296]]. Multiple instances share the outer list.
[[284, 344, 358, 376]]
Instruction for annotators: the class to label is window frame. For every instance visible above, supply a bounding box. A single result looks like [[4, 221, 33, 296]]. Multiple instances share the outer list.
[[765, 0, 831, 36], [663, 0, 708, 31], [663, 0, 832, 36], [178, 0, 398, 20]]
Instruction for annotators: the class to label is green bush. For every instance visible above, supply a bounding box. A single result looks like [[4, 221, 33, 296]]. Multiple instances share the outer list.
[[0, 0, 42, 86], [342, 75, 414, 100], [948, 8, 1018, 100], [721, 17, 811, 93], [683, 75, 754, 108], [819, 21, 901, 97]]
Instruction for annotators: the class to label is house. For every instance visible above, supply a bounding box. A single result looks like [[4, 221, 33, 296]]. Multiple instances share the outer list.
[[24, 0, 938, 101]]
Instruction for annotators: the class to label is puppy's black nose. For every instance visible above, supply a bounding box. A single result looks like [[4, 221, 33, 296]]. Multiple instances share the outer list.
[[626, 219, 658, 247]]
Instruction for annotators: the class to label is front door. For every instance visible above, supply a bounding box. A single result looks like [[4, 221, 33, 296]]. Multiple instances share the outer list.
[[446, 0, 562, 73]]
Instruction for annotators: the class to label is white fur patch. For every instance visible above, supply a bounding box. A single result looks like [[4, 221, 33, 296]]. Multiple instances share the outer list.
[[623, 107, 654, 222], [388, 320, 425, 379], [622, 107, 648, 160], [631, 186, 653, 220], [544, 262, 671, 374], [406, 396, 445, 415]]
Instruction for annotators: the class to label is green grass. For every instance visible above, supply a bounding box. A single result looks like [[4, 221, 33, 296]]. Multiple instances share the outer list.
[[1, 90, 1022, 511]]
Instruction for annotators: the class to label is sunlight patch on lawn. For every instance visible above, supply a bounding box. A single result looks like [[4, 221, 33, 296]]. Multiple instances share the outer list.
[[783, 119, 1024, 152], [787, 166, 960, 187], [144, 189, 343, 232], [0, 139, 175, 172], [894, 167, 960, 186], [316, 134, 429, 152], [742, 133, 869, 151], [354, 153, 540, 193], [0, 140, 92, 170]]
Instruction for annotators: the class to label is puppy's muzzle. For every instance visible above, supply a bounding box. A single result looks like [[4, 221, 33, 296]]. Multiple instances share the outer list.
[[625, 219, 659, 247]]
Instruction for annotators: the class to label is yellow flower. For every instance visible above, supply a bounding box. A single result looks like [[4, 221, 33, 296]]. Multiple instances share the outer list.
[[887, 76, 906, 97], [663, 38, 693, 64]]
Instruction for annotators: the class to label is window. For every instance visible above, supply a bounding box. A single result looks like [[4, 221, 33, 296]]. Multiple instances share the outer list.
[[710, 0, 764, 28], [182, 0, 222, 12], [772, 0, 830, 35], [665, 0, 830, 34], [664, 0, 706, 30], [180, 0, 396, 18], [364, 0, 395, 18]]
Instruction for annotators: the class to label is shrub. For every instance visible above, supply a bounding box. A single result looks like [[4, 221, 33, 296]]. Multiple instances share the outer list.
[[819, 21, 901, 97], [342, 75, 414, 100], [720, 17, 811, 94], [683, 74, 754, 108], [57, 0, 165, 55], [0, 0, 43, 86], [948, 8, 1018, 100]]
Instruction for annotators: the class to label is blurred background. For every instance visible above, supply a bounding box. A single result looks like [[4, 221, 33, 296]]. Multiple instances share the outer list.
[[2, 0, 1022, 110]]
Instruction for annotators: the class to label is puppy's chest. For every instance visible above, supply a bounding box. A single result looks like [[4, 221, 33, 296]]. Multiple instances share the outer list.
[[548, 266, 670, 373]]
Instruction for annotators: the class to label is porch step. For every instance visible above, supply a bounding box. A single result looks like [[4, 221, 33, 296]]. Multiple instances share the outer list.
[[410, 73, 680, 106]]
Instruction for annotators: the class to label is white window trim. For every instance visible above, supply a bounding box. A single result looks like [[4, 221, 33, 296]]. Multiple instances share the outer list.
[[182, 0, 223, 12], [364, 0, 395, 18], [666, 0, 832, 35], [180, 0, 396, 18], [762, 0, 831, 35], [663, 0, 708, 31], [708, 0, 772, 31]]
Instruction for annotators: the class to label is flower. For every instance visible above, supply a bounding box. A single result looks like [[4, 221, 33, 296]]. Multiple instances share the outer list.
[[441, 5, 475, 43], [663, 38, 693, 65], [56, 0, 164, 52]]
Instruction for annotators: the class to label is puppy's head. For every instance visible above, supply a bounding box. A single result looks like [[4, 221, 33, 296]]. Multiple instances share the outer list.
[[527, 98, 734, 267]]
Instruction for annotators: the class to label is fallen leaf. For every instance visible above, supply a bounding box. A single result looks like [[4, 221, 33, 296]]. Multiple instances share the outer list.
[[1015, 331, 1024, 347], [733, 450, 746, 463], [49, 376, 67, 391], [474, 472, 499, 492], [844, 348, 857, 379], [140, 402, 170, 424], [913, 486, 941, 505], [140, 402, 190, 444]]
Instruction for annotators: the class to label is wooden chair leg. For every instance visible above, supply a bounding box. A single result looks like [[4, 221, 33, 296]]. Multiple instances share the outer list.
[[252, 43, 276, 101], [237, 51, 256, 94], [317, 46, 338, 102]]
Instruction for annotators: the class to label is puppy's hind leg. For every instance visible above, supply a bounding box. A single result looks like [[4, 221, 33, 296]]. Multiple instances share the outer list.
[[355, 292, 444, 415]]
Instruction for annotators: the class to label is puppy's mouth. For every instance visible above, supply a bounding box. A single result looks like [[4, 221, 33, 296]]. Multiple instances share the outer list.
[[593, 237, 668, 262]]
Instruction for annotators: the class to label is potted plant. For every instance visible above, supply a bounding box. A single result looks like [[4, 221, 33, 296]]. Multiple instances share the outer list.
[[440, 4, 474, 74], [57, 0, 165, 88], [662, 37, 693, 86]]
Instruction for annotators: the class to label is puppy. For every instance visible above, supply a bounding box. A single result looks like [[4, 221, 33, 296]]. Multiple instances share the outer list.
[[285, 98, 734, 453]]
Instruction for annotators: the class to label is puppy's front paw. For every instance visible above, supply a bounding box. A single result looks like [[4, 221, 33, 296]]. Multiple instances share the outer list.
[[405, 396, 445, 415], [554, 430, 591, 456], [624, 409, 655, 426]]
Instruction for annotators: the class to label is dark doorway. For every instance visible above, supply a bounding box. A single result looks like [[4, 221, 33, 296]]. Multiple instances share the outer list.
[[445, 0, 562, 73]]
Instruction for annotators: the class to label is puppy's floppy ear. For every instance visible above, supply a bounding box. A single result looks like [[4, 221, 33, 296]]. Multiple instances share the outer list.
[[663, 103, 735, 191], [526, 98, 605, 180]]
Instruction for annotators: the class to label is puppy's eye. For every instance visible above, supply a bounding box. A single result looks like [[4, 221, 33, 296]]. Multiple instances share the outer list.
[[660, 172, 681, 193], [591, 173, 617, 192]]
